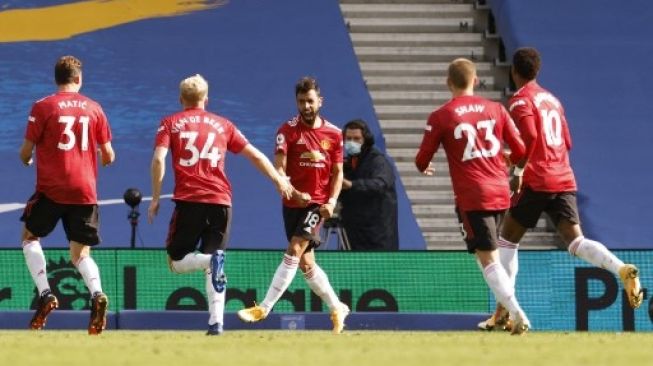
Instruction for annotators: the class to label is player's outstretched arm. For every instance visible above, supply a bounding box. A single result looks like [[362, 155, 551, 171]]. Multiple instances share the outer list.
[[148, 147, 167, 224], [240, 144, 293, 200], [99, 142, 115, 166], [273, 151, 310, 206], [19, 139, 34, 166]]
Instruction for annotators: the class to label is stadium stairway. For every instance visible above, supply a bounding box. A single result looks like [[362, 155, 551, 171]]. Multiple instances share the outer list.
[[339, 0, 562, 250]]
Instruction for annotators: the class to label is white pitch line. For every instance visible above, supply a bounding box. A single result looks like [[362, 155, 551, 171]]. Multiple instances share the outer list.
[[0, 194, 173, 214]]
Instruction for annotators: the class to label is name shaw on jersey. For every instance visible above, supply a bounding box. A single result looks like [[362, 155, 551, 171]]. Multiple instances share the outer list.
[[171, 115, 225, 134], [57, 100, 87, 110], [454, 104, 485, 117]]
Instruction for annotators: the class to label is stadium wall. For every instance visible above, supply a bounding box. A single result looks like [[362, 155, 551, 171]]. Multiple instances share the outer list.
[[0, 0, 425, 249], [487, 0, 653, 249], [0, 249, 651, 331]]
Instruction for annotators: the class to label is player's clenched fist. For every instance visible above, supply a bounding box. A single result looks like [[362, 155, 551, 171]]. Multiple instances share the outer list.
[[290, 190, 311, 207]]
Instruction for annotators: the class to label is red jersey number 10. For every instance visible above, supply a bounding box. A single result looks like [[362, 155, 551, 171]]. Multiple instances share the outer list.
[[540, 109, 563, 147]]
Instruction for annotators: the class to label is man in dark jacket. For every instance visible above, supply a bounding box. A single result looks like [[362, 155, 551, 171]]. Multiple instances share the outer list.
[[339, 119, 398, 250]]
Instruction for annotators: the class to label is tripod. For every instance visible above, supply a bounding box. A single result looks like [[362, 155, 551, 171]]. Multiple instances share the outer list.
[[128, 207, 140, 249], [320, 218, 351, 251]]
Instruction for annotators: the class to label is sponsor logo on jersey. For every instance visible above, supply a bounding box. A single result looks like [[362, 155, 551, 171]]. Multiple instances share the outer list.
[[300, 151, 325, 162], [299, 150, 326, 168], [296, 137, 306, 145]]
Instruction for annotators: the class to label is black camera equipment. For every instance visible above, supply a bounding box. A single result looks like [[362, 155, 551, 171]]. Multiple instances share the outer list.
[[123, 188, 142, 249], [320, 203, 351, 250]]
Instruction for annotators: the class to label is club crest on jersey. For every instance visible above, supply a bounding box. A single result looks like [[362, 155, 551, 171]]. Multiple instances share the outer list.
[[320, 140, 331, 150]]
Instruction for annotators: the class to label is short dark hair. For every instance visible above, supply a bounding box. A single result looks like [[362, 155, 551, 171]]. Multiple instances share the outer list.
[[54, 55, 82, 85], [343, 119, 375, 150], [512, 47, 541, 81], [295, 76, 320, 96]]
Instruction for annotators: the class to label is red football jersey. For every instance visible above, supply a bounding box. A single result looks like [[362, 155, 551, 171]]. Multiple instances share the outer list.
[[155, 108, 248, 205], [508, 81, 576, 192], [25, 91, 112, 204], [275, 116, 343, 207], [416, 95, 525, 211]]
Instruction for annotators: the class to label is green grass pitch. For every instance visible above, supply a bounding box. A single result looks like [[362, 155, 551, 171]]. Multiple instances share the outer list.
[[0, 330, 650, 366]]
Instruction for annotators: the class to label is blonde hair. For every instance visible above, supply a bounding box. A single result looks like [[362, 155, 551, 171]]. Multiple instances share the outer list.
[[447, 58, 476, 90], [179, 74, 208, 104]]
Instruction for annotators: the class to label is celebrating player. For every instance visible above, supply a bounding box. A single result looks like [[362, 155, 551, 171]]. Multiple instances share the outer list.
[[479, 48, 643, 331], [148, 74, 292, 335], [415, 58, 531, 335], [237, 77, 350, 334], [19, 55, 115, 334]]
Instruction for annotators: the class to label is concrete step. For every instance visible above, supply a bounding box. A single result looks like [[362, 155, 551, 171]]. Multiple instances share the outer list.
[[411, 204, 457, 217], [384, 133, 425, 145], [385, 132, 443, 148], [360, 61, 495, 76], [395, 161, 451, 177], [343, 0, 560, 250], [418, 217, 551, 231], [379, 119, 427, 131], [424, 232, 561, 250], [371, 90, 503, 104], [388, 148, 447, 162], [341, 3, 475, 19], [350, 32, 483, 47], [365, 75, 495, 91], [417, 218, 460, 232], [375, 101, 504, 120], [402, 176, 453, 190], [354, 45, 485, 62], [406, 190, 454, 205], [347, 18, 475, 33]]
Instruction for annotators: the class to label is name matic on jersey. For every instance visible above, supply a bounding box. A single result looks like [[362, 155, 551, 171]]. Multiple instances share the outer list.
[[58, 100, 88, 110]]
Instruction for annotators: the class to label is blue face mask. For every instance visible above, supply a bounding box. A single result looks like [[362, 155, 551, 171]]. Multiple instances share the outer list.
[[344, 141, 362, 157]]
